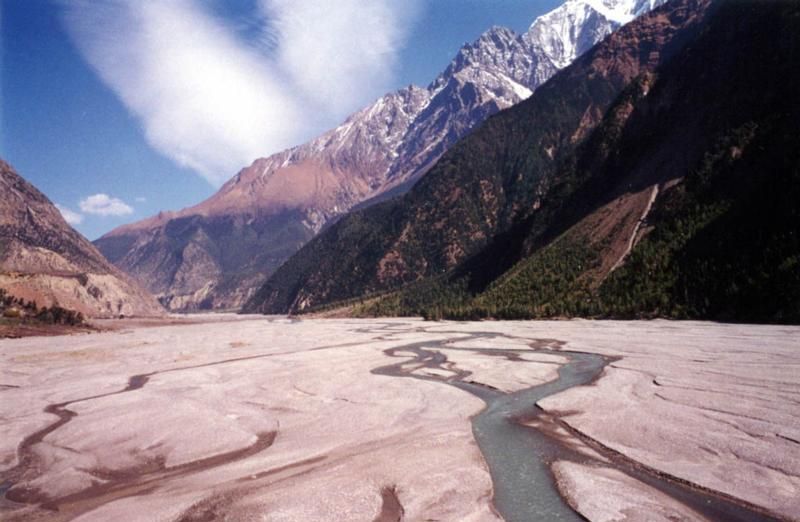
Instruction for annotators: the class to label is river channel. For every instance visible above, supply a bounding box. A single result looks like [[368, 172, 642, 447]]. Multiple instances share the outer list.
[[371, 329, 779, 522]]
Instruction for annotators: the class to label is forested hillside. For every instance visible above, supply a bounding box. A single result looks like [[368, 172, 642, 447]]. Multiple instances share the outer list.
[[246, 0, 799, 324]]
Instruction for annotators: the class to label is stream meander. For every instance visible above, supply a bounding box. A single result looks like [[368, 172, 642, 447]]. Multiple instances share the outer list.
[[371, 328, 780, 522]]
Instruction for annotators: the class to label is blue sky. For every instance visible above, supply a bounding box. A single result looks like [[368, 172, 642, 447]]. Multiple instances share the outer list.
[[1, 0, 561, 240]]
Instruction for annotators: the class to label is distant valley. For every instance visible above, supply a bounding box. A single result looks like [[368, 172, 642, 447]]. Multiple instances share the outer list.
[[4, 0, 797, 324], [94, 0, 667, 312]]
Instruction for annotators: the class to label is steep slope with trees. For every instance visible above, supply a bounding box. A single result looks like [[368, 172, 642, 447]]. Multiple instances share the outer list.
[[248, 0, 800, 324], [245, 0, 713, 315]]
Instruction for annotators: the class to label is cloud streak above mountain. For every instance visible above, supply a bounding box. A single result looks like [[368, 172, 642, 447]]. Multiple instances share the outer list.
[[61, 0, 419, 186]]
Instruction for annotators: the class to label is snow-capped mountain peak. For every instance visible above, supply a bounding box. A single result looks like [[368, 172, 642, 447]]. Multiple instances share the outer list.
[[524, 0, 667, 69]]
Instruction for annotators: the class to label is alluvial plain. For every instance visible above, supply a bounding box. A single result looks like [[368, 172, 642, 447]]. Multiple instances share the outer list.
[[0, 317, 797, 521]]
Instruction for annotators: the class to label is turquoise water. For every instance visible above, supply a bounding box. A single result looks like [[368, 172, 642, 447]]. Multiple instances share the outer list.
[[373, 331, 777, 522], [453, 352, 602, 521]]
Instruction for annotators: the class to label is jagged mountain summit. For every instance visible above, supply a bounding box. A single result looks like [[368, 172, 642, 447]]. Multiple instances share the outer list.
[[95, 0, 664, 311], [246, 0, 800, 324], [0, 160, 163, 318], [526, 0, 665, 66]]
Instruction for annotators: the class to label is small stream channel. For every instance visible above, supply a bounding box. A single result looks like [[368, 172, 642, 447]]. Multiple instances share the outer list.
[[453, 352, 603, 521], [372, 331, 780, 522]]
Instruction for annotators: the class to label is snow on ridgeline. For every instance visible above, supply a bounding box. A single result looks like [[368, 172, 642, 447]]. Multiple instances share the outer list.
[[238, 0, 669, 195]]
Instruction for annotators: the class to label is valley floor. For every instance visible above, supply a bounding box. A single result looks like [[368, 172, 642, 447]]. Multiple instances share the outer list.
[[0, 318, 797, 521]]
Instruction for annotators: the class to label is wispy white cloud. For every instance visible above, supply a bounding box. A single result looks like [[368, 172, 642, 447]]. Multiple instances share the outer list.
[[55, 204, 84, 225], [61, 0, 420, 186], [79, 194, 134, 216], [265, 0, 419, 117], [135, 196, 147, 203]]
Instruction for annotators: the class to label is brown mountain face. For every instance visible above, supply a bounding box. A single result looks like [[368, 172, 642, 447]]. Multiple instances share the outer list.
[[95, 86, 432, 310], [0, 160, 163, 317]]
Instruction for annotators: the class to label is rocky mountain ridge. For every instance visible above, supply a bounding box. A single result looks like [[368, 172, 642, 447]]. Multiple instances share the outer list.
[[246, 0, 800, 324], [96, 0, 665, 311], [244, 0, 709, 315]]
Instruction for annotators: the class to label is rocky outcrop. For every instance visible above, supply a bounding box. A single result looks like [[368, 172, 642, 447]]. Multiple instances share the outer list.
[[0, 160, 163, 317]]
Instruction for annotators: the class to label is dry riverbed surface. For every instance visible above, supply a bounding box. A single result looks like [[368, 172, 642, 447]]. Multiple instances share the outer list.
[[0, 318, 797, 521]]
